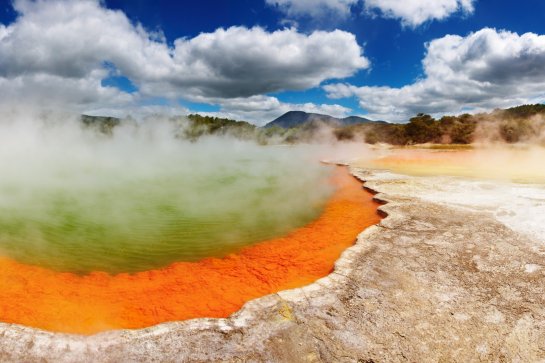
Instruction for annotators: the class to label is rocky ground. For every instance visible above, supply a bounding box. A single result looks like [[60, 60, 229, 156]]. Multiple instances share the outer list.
[[1, 167, 544, 362]]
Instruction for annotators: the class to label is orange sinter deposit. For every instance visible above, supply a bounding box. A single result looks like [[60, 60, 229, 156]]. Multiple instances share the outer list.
[[0, 167, 381, 335]]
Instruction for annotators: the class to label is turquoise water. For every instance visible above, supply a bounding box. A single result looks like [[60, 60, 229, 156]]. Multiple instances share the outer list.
[[0, 126, 333, 273]]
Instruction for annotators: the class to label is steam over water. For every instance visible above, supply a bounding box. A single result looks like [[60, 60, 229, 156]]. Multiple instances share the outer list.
[[0, 112, 333, 273]]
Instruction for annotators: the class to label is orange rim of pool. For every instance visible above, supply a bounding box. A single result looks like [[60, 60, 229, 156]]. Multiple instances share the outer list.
[[0, 167, 381, 334]]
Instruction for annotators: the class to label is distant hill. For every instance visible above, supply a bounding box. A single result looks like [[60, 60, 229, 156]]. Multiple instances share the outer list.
[[80, 103, 545, 145], [264, 111, 379, 128], [341, 115, 384, 125]]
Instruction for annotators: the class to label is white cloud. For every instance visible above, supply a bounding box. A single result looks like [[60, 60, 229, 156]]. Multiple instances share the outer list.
[[267, 0, 475, 26], [0, 70, 136, 110], [325, 28, 545, 122], [365, 0, 475, 27], [84, 104, 191, 120], [0, 0, 168, 110], [0, 24, 7, 39], [265, 0, 359, 19], [0, 0, 368, 120], [191, 95, 351, 126], [161, 26, 369, 99]]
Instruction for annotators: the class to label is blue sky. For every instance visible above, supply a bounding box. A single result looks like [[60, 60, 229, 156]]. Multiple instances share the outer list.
[[102, 0, 545, 87], [1, 0, 545, 124]]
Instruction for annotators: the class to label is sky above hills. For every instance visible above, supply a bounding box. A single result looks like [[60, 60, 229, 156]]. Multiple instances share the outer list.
[[1, 0, 545, 124]]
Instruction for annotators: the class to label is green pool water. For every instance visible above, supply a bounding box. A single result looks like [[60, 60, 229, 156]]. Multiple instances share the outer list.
[[0, 131, 333, 273]]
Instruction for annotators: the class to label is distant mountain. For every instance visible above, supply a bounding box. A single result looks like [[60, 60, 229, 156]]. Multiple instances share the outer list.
[[341, 115, 380, 125], [264, 111, 380, 128]]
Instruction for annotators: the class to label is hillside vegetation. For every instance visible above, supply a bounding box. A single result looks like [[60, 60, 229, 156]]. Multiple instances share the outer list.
[[81, 104, 545, 145], [335, 104, 545, 145]]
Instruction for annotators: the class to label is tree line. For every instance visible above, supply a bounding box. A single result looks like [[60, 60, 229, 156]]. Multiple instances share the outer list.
[[82, 104, 545, 145]]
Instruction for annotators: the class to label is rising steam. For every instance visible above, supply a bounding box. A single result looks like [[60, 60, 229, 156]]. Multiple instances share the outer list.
[[0, 108, 340, 273]]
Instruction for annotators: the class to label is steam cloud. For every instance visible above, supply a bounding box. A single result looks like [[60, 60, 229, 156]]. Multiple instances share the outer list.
[[0, 107, 343, 273]]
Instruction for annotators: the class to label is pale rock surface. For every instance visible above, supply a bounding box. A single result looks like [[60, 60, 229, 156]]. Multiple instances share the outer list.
[[0, 167, 544, 362]]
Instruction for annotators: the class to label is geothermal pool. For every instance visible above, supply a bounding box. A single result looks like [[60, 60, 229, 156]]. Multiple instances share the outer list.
[[0, 121, 382, 334], [0, 166, 380, 334], [0, 144, 333, 274]]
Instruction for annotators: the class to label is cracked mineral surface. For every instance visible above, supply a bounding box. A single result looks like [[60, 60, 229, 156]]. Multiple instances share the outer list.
[[0, 166, 544, 362]]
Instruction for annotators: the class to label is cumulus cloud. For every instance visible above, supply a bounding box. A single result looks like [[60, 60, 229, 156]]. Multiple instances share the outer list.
[[162, 26, 369, 99], [0, 0, 368, 121], [267, 0, 475, 26], [0, 0, 169, 110], [0, 71, 136, 111], [265, 0, 360, 19], [325, 28, 545, 121], [365, 0, 475, 27]]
